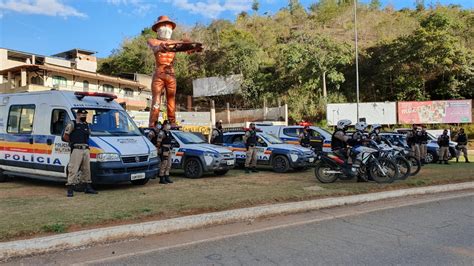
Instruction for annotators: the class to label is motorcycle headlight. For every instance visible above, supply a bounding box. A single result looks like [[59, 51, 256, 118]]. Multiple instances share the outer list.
[[97, 153, 120, 162], [149, 149, 158, 159]]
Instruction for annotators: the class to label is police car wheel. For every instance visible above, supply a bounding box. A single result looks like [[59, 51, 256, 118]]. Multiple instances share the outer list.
[[184, 158, 203, 179], [131, 178, 150, 185], [214, 170, 229, 176], [425, 152, 436, 164], [272, 155, 290, 173]]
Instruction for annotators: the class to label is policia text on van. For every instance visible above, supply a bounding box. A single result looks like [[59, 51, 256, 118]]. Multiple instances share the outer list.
[[0, 91, 159, 185]]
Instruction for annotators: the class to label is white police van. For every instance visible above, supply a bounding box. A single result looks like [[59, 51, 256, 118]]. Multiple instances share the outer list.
[[142, 129, 236, 178], [223, 130, 315, 172], [0, 91, 159, 185]]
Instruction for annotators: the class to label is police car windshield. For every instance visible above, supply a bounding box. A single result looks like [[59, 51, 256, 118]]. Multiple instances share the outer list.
[[173, 131, 207, 144], [72, 108, 141, 136], [260, 133, 284, 144]]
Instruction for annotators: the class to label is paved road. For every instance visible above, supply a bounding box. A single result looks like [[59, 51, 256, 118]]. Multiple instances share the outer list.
[[92, 195, 473, 265], [5, 192, 474, 265]]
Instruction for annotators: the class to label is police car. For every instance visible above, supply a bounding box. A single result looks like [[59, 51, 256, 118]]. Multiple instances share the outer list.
[[222, 130, 315, 172], [142, 128, 235, 178], [258, 125, 332, 152]]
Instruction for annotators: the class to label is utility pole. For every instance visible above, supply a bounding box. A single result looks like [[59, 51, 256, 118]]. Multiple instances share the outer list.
[[354, 0, 360, 121]]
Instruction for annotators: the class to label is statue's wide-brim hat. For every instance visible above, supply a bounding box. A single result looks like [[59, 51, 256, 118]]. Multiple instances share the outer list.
[[152, 15, 176, 32]]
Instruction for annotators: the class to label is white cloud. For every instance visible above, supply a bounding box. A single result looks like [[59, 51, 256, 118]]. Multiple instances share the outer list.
[[165, 0, 253, 18], [106, 0, 153, 16], [0, 0, 86, 18]]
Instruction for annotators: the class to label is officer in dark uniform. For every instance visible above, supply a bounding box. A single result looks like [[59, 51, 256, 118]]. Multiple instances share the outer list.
[[437, 129, 450, 164], [299, 126, 311, 148], [62, 109, 97, 197], [147, 121, 162, 179], [420, 126, 429, 164], [243, 123, 258, 173], [454, 128, 469, 163], [157, 120, 173, 184], [211, 120, 224, 145], [331, 119, 352, 159]]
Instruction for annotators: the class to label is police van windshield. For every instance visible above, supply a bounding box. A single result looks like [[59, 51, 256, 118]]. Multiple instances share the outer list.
[[260, 133, 284, 144], [173, 131, 207, 144], [72, 108, 141, 136]]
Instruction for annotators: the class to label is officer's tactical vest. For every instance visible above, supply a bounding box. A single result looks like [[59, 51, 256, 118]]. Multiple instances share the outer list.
[[69, 121, 90, 145], [212, 129, 224, 145], [246, 130, 257, 146], [331, 130, 347, 150]]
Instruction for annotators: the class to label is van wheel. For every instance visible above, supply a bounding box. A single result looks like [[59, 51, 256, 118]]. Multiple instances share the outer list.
[[0, 171, 6, 182], [184, 158, 203, 179], [131, 178, 150, 185], [272, 155, 290, 173], [214, 170, 229, 176], [425, 151, 437, 164]]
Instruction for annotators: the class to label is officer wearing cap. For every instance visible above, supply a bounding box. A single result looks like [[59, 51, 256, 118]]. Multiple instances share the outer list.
[[157, 120, 173, 184], [299, 126, 311, 148], [243, 122, 259, 173], [62, 109, 97, 197], [211, 120, 224, 145]]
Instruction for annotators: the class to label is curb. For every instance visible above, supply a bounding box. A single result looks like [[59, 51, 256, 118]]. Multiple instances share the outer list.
[[1, 182, 474, 260]]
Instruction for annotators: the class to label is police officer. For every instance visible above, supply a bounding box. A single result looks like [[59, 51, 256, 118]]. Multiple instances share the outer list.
[[211, 120, 224, 145], [243, 122, 258, 173], [437, 129, 450, 164], [299, 126, 311, 148], [157, 120, 173, 184], [63, 109, 97, 197], [406, 124, 417, 150], [369, 124, 382, 144], [147, 121, 162, 179], [331, 119, 351, 159], [420, 125, 429, 164], [454, 128, 469, 163]]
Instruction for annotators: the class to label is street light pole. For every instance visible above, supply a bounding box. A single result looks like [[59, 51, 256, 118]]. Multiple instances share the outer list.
[[354, 0, 360, 121]]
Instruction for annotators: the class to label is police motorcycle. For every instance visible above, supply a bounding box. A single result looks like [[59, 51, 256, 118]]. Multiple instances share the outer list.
[[377, 133, 422, 176], [315, 121, 399, 184], [368, 125, 411, 180]]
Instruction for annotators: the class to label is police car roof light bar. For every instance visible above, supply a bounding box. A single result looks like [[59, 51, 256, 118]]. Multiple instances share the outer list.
[[74, 92, 118, 102]]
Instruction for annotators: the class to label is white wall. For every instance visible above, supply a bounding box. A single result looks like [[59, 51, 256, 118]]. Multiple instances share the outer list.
[[327, 102, 397, 126]]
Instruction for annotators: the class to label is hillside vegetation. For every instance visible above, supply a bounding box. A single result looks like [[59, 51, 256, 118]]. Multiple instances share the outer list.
[[98, 1, 473, 121]]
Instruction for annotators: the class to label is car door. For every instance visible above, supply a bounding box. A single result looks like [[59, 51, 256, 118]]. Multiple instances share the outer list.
[[223, 134, 247, 163], [4, 104, 37, 174]]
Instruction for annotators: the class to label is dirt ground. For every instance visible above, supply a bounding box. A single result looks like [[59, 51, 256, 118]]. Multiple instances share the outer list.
[[0, 160, 473, 242]]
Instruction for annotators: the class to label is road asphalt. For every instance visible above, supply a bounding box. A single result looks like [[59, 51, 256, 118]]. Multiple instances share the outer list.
[[5, 190, 473, 266]]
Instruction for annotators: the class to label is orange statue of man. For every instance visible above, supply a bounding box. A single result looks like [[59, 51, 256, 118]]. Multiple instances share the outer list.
[[147, 15, 179, 127]]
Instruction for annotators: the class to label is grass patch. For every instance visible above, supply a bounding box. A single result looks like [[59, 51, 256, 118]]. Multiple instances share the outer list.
[[0, 162, 472, 242], [41, 223, 66, 233]]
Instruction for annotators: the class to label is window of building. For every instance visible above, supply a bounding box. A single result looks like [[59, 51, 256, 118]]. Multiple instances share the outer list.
[[83, 80, 89, 92], [50, 109, 71, 135], [123, 88, 133, 97], [103, 84, 114, 93], [52, 76, 67, 88], [31, 76, 43, 85], [7, 105, 35, 134]]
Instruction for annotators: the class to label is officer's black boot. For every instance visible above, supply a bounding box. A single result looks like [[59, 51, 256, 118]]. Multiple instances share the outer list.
[[245, 168, 250, 174], [84, 183, 98, 194], [159, 176, 167, 184], [438, 160, 442, 164], [456, 158, 459, 163], [73, 183, 85, 192], [66, 185, 74, 197], [251, 167, 259, 173], [164, 175, 173, 184], [444, 160, 449, 165]]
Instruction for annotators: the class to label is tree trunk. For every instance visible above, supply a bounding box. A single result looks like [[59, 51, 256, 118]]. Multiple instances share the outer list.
[[322, 71, 327, 98]]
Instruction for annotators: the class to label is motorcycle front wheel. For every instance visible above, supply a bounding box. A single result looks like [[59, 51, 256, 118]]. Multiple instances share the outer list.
[[314, 161, 339, 183], [406, 155, 421, 176], [369, 158, 398, 184], [394, 156, 411, 180]]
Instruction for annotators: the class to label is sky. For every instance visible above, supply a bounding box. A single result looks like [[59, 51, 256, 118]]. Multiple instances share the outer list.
[[0, 0, 472, 58]]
